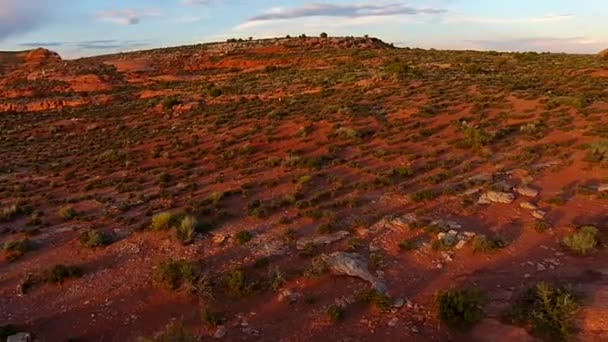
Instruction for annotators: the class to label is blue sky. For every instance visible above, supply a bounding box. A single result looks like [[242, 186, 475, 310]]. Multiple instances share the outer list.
[[1, 0, 607, 58]]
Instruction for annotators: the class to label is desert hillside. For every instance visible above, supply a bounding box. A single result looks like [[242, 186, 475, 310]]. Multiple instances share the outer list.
[[1, 36, 608, 341]]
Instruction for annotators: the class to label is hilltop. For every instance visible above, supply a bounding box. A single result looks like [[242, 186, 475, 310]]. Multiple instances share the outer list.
[[1, 36, 608, 341]]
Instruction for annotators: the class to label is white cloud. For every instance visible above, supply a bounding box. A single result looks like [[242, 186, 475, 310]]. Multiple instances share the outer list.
[[96, 9, 162, 25]]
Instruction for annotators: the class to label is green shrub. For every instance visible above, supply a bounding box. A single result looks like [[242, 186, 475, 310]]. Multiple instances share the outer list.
[[326, 304, 346, 322], [398, 238, 419, 251], [534, 220, 551, 233], [0, 204, 21, 221], [234, 230, 252, 245], [162, 96, 182, 111], [225, 267, 256, 297], [58, 206, 76, 220], [584, 140, 608, 164], [357, 288, 391, 312], [175, 215, 197, 245], [151, 212, 173, 231], [459, 125, 491, 150], [472, 234, 508, 252], [200, 307, 223, 328], [80, 230, 108, 248], [435, 289, 483, 330], [46, 264, 83, 284], [562, 226, 599, 255], [267, 266, 285, 292], [153, 260, 199, 290], [3, 239, 32, 260], [411, 190, 437, 202], [505, 282, 579, 340]]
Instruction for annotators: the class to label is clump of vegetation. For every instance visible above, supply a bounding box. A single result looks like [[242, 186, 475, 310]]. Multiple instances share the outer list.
[[175, 215, 198, 245], [562, 226, 599, 255], [234, 230, 252, 245], [411, 189, 437, 202], [435, 289, 483, 330], [0, 204, 21, 222], [384, 58, 421, 78], [58, 206, 76, 220], [357, 288, 391, 312], [225, 267, 257, 297], [534, 220, 551, 233], [459, 124, 491, 150], [200, 307, 223, 328], [151, 212, 173, 231], [505, 282, 579, 340], [161, 96, 182, 110], [267, 266, 285, 292], [472, 234, 508, 252], [584, 141, 608, 165], [80, 229, 109, 248], [303, 256, 327, 277], [326, 304, 346, 322], [398, 238, 419, 251], [153, 259, 199, 290], [46, 264, 83, 284], [3, 238, 32, 260]]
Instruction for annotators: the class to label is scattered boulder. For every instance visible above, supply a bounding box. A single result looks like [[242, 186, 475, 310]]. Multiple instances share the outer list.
[[520, 202, 538, 210], [430, 219, 462, 231], [370, 213, 417, 232], [251, 239, 288, 257], [515, 185, 539, 198], [532, 210, 546, 220], [320, 252, 387, 294], [478, 191, 515, 204], [296, 231, 349, 250], [278, 288, 301, 303]]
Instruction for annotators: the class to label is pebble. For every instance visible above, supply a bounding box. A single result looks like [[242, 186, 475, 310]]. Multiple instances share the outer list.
[[393, 297, 405, 308], [388, 317, 399, 327], [537, 264, 546, 272], [516, 185, 539, 197], [214, 326, 227, 339]]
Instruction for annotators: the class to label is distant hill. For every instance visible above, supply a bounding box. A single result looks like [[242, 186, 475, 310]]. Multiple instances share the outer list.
[[0, 48, 61, 75]]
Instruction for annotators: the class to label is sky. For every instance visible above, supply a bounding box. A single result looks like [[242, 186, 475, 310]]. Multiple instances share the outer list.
[[1, 0, 607, 58]]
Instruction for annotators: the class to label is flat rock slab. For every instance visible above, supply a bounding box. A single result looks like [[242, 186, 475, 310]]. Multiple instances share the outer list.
[[296, 231, 349, 250], [598, 184, 608, 192], [478, 191, 515, 204], [320, 252, 387, 294], [516, 185, 539, 198]]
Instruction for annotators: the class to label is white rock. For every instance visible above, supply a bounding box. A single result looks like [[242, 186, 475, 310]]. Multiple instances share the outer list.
[[532, 210, 546, 220], [519, 202, 538, 210], [455, 240, 467, 250], [388, 317, 399, 327], [214, 326, 227, 339], [296, 231, 349, 250], [478, 191, 515, 204], [516, 185, 539, 198]]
